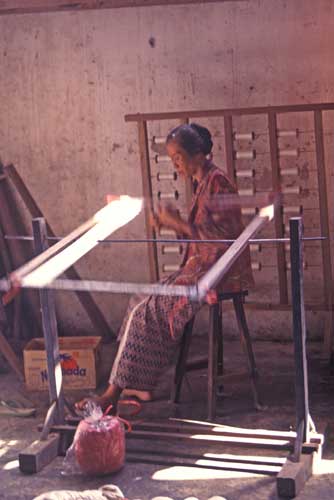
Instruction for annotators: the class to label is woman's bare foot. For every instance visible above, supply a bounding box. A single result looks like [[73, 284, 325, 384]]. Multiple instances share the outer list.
[[75, 394, 113, 412], [121, 389, 153, 401], [75, 383, 122, 413]]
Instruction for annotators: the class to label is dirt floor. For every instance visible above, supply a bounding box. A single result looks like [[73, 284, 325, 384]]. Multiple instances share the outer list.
[[1, 337, 334, 500]]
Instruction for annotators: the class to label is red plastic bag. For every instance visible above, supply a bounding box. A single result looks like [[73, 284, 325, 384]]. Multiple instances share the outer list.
[[74, 414, 126, 475], [63, 402, 131, 476]]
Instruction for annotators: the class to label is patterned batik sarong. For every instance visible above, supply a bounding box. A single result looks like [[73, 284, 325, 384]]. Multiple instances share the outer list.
[[109, 161, 254, 390]]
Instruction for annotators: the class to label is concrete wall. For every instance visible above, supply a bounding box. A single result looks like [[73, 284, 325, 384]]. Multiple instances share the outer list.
[[0, 0, 333, 339]]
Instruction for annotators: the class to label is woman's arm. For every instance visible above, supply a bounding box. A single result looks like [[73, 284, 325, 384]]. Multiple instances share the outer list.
[[150, 204, 195, 238]]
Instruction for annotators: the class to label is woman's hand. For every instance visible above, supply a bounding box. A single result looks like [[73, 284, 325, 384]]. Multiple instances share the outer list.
[[157, 204, 182, 230], [150, 204, 186, 234], [149, 209, 162, 232]]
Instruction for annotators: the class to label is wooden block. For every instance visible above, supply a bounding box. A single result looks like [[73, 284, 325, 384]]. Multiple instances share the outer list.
[[19, 433, 60, 474], [276, 452, 314, 498]]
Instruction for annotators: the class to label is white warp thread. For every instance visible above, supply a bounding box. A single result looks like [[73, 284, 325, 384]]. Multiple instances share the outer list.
[[33, 484, 125, 500]]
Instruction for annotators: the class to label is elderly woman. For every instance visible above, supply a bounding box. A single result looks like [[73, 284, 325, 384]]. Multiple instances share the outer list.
[[76, 123, 253, 411]]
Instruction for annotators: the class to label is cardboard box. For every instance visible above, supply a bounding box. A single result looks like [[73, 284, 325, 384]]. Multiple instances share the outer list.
[[24, 336, 102, 391]]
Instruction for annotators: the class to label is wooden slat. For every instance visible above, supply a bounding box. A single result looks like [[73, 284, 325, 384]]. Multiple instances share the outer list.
[[127, 429, 318, 453], [126, 451, 281, 475], [0, 216, 23, 340], [223, 114, 236, 181], [313, 110, 334, 356], [137, 121, 159, 282], [0, 327, 24, 380], [0, 0, 240, 16], [268, 112, 288, 304], [126, 446, 287, 467], [125, 102, 334, 122], [4, 164, 114, 340], [180, 117, 194, 211]]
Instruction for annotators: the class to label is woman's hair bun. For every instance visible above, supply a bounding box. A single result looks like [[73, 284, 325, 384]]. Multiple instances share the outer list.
[[166, 123, 213, 157], [190, 123, 213, 155]]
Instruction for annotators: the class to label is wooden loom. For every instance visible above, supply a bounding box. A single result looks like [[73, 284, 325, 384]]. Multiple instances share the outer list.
[[0, 200, 323, 497]]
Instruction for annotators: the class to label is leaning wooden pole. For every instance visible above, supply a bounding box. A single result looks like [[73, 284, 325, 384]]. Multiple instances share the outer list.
[[4, 164, 115, 340]]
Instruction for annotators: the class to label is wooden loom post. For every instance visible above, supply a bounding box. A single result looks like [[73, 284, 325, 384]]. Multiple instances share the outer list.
[[137, 120, 159, 282], [4, 164, 114, 340], [313, 111, 334, 357], [268, 112, 289, 304], [32, 217, 65, 424], [276, 217, 314, 499], [289, 217, 310, 445]]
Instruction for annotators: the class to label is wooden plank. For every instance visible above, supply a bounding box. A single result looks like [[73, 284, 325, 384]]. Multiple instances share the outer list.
[[0, 217, 23, 341], [313, 111, 334, 357], [19, 433, 60, 474], [126, 446, 287, 468], [0, 223, 12, 274], [223, 115, 236, 181], [130, 430, 319, 454], [0, 0, 240, 16], [137, 121, 159, 282], [128, 429, 301, 451], [125, 102, 334, 122], [126, 450, 281, 475], [5, 164, 114, 339], [0, 328, 24, 380], [268, 112, 288, 304], [276, 453, 314, 498]]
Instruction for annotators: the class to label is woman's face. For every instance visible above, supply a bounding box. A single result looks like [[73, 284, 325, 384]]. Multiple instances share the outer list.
[[166, 140, 197, 178]]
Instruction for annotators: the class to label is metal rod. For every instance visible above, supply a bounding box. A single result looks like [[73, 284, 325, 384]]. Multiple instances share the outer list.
[[290, 217, 310, 446], [100, 236, 327, 244], [4, 235, 34, 241]]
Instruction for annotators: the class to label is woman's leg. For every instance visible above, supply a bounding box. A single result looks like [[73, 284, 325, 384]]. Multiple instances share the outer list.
[[76, 293, 199, 411]]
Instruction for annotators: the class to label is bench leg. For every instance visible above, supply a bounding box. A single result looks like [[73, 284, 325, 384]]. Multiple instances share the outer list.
[[170, 317, 195, 403], [208, 303, 220, 420], [233, 296, 262, 409]]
